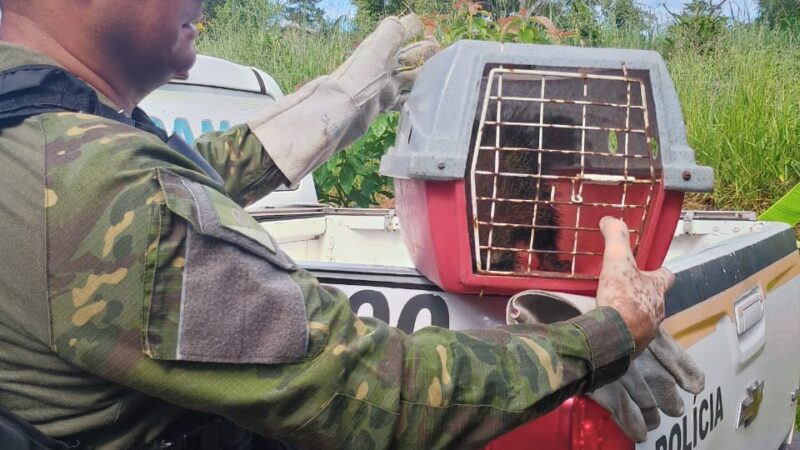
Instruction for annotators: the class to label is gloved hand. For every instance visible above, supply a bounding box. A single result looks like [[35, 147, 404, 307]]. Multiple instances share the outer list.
[[248, 14, 440, 185], [506, 290, 705, 443]]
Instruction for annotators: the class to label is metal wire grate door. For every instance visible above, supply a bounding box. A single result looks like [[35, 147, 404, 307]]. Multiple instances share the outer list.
[[469, 65, 662, 278]]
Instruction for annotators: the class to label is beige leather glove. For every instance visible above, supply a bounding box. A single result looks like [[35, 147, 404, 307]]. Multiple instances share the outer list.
[[248, 14, 440, 185], [507, 290, 705, 443]]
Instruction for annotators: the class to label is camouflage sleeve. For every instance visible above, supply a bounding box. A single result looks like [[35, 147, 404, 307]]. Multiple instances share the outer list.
[[42, 114, 633, 449], [273, 274, 633, 448], [193, 124, 288, 206]]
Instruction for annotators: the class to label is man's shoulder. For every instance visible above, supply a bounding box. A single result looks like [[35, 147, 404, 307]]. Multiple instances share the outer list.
[[40, 111, 166, 155], [38, 111, 180, 190]]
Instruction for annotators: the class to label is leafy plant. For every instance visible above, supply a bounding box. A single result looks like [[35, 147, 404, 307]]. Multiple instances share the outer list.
[[313, 114, 399, 207], [665, 0, 728, 55], [759, 182, 800, 227], [425, 1, 573, 45], [759, 0, 800, 27]]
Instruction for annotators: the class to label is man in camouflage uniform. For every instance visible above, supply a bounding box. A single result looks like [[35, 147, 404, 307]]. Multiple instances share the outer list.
[[0, 0, 675, 448]]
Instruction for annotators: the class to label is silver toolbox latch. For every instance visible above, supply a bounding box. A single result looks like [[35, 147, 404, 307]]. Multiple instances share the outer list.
[[734, 286, 765, 336], [736, 380, 765, 429]]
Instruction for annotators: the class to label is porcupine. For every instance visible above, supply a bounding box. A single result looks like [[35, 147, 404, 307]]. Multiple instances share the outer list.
[[472, 76, 579, 273]]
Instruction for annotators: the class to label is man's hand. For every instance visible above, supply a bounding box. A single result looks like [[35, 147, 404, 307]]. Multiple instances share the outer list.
[[330, 14, 439, 114], [596, 217, 674, 353], [247, 14, 440, 186]]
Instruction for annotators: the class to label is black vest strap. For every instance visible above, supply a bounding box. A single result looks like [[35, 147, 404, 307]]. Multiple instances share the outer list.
[[0, 403, 79, 450], [0, 64, 224, 184]]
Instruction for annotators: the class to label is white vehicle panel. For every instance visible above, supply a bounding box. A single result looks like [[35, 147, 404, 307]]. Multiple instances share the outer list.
[[640, 274, 800, 450], [139, 56, 318, 208], [171, 54, 283, 97]]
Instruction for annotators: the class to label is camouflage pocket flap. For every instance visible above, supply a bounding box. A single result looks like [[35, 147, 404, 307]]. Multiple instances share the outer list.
[[145, 169, 309, 364], [156, 169, 295, 270]]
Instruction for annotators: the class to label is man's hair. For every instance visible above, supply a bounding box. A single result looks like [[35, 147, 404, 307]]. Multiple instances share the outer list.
[[0, 0, 30, 13]]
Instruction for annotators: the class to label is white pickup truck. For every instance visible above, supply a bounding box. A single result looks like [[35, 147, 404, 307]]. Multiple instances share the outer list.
[[142, 52, 800, 450]]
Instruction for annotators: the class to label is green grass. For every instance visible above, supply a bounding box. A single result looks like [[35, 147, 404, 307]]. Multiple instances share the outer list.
[[667, 25, 800, 213], [197, 0, 361, 92]]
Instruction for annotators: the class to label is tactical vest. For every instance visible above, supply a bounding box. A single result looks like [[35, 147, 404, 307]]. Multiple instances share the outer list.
[[0, 65, 287, 450], [0, 64, 224, 184]]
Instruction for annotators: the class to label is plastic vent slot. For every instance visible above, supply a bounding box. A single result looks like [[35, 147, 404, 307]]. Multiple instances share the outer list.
[[468, 65, 662, 279]]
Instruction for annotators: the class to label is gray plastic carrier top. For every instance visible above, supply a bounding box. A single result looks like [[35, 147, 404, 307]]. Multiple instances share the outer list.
[[380, 40, 714, 192]]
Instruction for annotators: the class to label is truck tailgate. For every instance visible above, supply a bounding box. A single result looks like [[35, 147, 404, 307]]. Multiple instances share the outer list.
[[300, 221, 800, 449]]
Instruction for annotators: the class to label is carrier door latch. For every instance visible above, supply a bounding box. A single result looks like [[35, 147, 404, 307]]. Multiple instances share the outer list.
[[736, 380, 765, 429]]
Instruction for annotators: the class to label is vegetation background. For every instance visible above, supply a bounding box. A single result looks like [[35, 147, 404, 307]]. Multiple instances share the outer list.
[[197, 0, 799, 426], [198, 0, 799, 216]]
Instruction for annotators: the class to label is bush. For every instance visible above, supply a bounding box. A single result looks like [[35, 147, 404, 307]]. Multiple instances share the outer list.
[[759, 0, 800, 27], [665, 0, 728, 55], [314, 114, 399, 207]]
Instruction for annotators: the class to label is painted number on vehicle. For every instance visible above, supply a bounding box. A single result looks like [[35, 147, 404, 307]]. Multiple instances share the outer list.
[[347, 289, 450, 333], [329, 284, 507, 333]]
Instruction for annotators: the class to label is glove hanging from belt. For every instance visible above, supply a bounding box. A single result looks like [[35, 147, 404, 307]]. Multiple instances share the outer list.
[[506, 290, 705, 443]]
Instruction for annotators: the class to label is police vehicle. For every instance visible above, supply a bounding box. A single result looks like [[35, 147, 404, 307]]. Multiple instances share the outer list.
[[140, 53, 800, 450]]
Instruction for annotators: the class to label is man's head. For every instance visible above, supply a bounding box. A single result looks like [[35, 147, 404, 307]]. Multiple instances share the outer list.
[[87, 0, 204, 84], [0, 0, 203, 107]]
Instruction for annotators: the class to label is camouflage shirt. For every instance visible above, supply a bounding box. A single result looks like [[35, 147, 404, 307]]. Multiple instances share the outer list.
[[0, 41, 634, 449]]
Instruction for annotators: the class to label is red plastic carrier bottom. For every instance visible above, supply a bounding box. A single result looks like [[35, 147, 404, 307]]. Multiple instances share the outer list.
[[396, 178, 683, 296], [485, 396, 634, 450]]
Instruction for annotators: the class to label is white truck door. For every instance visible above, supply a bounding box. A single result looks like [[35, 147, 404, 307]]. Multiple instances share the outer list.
[[641, 221, 800, 450], [138, 55, 319, 208]]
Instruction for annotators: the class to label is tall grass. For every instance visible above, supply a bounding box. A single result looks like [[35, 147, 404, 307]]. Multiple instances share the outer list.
[[197, 0, 361, 92], [668, 25, 800, 212], [197, 1, 800, 217]]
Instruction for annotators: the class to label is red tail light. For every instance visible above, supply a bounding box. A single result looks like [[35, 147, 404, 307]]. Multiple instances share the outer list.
[[485, 396, 634, 450]]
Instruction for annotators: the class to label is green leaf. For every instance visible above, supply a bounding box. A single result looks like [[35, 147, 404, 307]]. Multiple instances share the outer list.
[[349, 190, 374, 208], [371, 114, 389, 136], [759, 183, 800, 227], [314, 168, 330, 188], [608, 130, 619, 154], [346, 151, 363, 169], [361, 177, 379, 194], [517, 27, 537, 43], [340, 166, 356, 195], [649, 138, 660, 158]]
